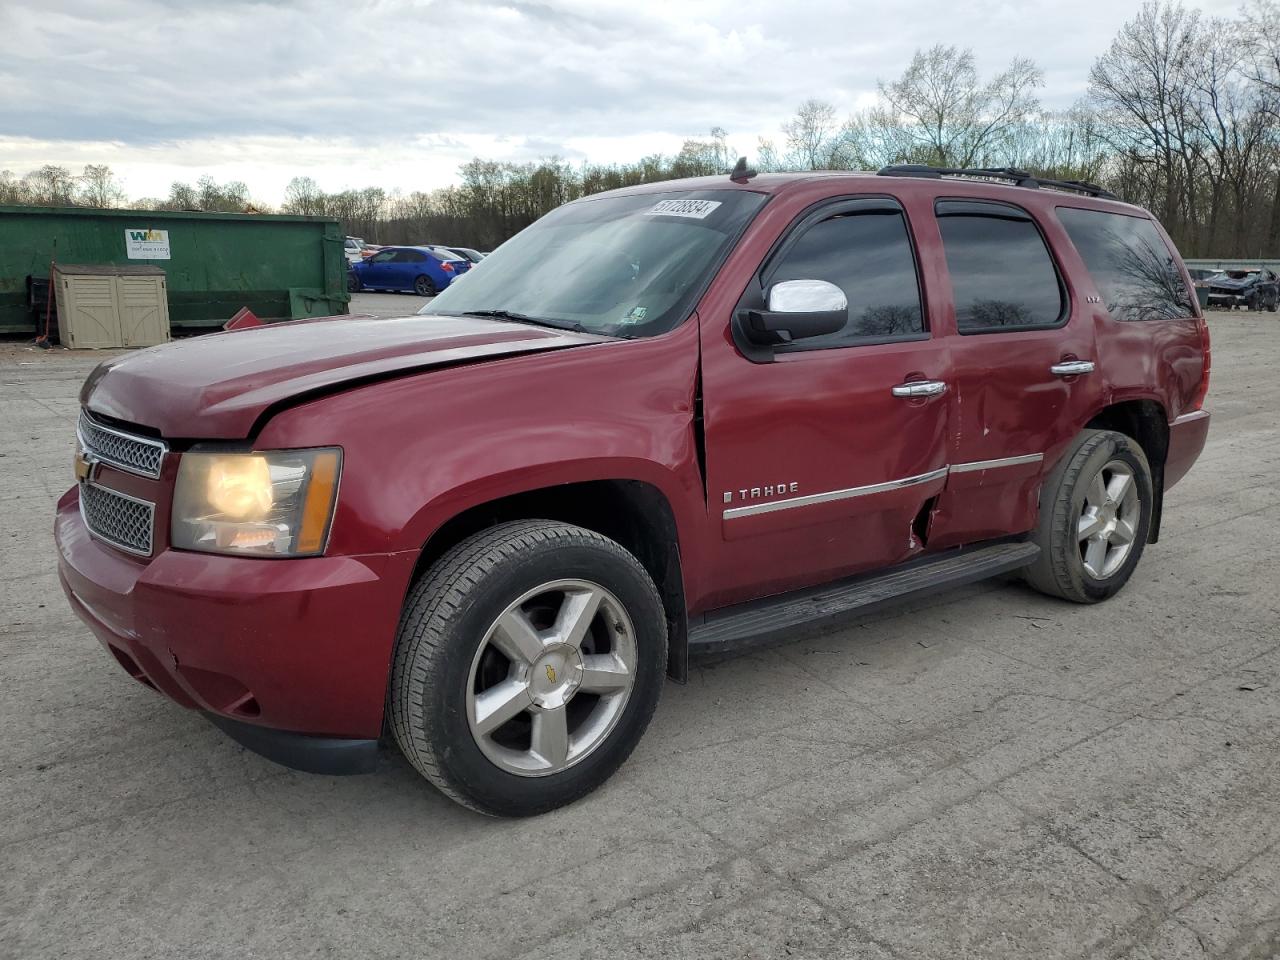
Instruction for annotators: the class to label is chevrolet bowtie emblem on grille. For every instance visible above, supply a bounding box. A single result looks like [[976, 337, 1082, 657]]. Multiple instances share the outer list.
[[545, 665, 557, 684], [73, 449, 98, 482]]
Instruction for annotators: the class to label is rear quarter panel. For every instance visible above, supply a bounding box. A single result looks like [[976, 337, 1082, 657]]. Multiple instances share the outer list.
[[1047, 204, 1206, 425]]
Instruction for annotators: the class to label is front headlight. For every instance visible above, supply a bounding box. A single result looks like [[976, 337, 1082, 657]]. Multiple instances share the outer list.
[[171, 448, 342, 557]]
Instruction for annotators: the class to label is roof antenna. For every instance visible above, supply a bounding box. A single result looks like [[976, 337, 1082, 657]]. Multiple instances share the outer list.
[[729, 156, 757, 183]]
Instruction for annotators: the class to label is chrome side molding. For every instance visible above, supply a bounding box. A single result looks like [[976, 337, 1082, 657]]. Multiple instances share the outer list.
[[949, 453, 1044, 473], [723, 467, 949, 520], [722, 454, 1044, 520]]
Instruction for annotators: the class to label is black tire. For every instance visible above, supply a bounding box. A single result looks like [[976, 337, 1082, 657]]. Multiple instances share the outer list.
[[347, 272, 361, 293], [1024, 429, 1154, 604], [389, 520, 667, 816], [413, 274, 437, 297], [1269, 292, 1278, 312]]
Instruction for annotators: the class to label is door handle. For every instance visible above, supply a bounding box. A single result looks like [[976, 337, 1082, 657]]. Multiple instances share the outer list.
[[891, 380, 947, 398], [1050, 360, 1095, 376]]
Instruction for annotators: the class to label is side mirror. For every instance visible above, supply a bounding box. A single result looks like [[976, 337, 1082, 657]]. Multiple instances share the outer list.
[[741, 279, 847, 345]]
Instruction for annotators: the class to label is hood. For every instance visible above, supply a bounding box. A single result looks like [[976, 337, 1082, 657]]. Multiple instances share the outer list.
[[82, 313, 610, 439], [1209, 275, 1257, 290]]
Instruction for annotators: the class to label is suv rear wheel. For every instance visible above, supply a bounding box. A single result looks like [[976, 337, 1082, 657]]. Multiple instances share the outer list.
[[1024, 429, 1154, 603], [389, 520, 667, 816]]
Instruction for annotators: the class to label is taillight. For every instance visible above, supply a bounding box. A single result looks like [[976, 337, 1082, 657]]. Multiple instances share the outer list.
[[1191, 316, 1211, 409], [440, 262, 454, 273]]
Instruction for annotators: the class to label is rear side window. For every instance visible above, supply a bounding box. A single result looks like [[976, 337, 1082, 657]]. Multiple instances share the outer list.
[[768, 209, 924, 351], [396, 250, 427, 263], [936, 202, 1065, 332], [1057, 208, 1194, 322]]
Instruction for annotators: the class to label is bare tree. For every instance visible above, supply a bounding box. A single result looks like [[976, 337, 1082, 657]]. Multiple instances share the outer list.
[[283, 176, 326, 215], [672, 128, 736, 177], [1089, 2, 1202, 239], [782, 99, 844, 170], [23, 165, 78, 205], [0, 170, 28, 205], [1243, 0, 1280, 108], [755, 137, 782, 172], [77, 164, 125, 208], [1008, 105, 1109, 182], [197, 175, 249, 212], [875, 45, 1043, 167]]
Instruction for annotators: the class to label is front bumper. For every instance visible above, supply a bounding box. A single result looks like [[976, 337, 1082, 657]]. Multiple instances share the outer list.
[[55, 486, 417, 764], [205, 713, 378, 775]]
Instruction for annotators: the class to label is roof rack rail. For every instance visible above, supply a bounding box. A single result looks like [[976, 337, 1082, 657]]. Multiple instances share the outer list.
[[876, 164, 1119, 201]]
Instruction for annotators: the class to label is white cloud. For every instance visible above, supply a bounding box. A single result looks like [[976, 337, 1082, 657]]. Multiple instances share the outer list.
[[0, 0, 1247, 203]]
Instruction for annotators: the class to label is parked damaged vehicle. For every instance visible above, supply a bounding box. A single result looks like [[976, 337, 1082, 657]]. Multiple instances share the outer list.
[[1205, 267, 1279, 311], [57, 164, 1211, 816]]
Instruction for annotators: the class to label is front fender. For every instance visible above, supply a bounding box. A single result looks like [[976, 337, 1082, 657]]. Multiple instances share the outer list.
[[254, 323, 709, 596], [397, 455, 703, 558]]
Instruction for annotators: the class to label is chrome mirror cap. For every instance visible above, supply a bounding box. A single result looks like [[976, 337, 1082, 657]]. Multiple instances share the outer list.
[[767, 279, 847, 314]]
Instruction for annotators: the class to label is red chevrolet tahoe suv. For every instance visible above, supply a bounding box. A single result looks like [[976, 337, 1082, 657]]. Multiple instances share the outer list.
[[55, 164, 1211, 816]]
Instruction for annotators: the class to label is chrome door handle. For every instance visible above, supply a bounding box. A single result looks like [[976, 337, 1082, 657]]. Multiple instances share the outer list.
[[1050, 360, 1095, 376], [891, 380, 947, 398]]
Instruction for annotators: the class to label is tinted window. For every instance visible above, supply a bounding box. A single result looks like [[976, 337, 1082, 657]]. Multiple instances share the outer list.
[[369, 250, 396, 263], [768, 210, 924, 350], [394, 250, 427, 263], [1057, 207, 1194, 322], [937, 207, 1063, 331]]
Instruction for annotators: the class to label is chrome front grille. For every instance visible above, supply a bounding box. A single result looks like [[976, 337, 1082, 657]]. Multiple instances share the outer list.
[[79, 482, 155, 556], [78, 411, 167, 478]]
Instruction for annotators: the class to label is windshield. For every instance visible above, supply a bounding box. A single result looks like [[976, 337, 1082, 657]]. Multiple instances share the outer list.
[[419, 189, 767, 338]]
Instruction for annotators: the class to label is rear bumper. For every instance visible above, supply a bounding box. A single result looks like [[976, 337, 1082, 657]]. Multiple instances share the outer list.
[[55, 486, 417, 748], [1166, 409, 1210, 489]]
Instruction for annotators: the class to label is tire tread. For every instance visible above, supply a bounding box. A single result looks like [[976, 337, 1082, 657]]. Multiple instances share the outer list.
[[1025, 429, 1151, 603], [389, 520, 662, 815]]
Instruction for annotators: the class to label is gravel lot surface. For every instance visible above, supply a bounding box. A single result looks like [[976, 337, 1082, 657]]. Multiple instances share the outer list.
[[350, 290, 433, 316], [1, 312, 1277, 959]]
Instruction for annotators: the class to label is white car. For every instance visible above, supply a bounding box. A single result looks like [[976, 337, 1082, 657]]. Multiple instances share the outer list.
[[343, 237, 365, 263]]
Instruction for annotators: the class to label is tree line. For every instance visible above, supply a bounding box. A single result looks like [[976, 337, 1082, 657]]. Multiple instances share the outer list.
[[5, 1, 1280, 257]]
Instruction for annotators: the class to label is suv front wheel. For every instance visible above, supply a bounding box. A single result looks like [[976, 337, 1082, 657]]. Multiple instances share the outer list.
[[390, 520, 667, 816], [1024, 429, 1154, 603]]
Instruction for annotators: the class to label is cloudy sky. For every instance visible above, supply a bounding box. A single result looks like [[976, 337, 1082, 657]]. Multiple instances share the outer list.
[[0, 0, 1244, 204]]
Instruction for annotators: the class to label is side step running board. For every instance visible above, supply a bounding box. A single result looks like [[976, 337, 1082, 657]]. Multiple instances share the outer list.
[[688, 541, 1040, 656]]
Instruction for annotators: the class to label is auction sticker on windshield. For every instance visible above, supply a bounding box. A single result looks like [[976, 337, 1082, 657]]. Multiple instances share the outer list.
[[646, 199, 722, 219]]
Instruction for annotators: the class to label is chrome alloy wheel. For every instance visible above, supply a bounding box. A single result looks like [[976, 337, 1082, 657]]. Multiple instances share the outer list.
[[1078, 459, 1141, 579], [465, 579, 637, 777]]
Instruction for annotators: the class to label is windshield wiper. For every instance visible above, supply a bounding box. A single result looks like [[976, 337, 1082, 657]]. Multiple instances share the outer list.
[[460, 309, 587, 333]]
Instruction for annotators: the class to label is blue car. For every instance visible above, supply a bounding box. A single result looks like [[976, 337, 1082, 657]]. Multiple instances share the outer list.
[[348, 245, 469, 296]]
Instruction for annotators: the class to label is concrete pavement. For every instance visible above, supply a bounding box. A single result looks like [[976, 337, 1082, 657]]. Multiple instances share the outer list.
[[1, 313, 1277, 959]]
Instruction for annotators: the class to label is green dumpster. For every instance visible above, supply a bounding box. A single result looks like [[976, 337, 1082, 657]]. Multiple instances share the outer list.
[[0, 205, 349, 336]]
